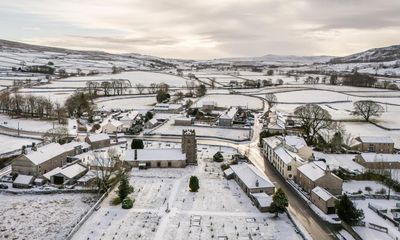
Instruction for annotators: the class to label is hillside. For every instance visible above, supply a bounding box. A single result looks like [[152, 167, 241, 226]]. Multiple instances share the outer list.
[[219, 54, 333, 65], [330, 45, 400, 63]]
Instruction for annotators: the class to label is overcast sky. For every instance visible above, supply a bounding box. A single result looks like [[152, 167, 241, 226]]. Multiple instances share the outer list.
[[0, 0, 399, 59]]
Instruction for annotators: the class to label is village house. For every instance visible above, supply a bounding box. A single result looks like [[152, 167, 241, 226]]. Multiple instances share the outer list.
[[174, 116, 194, 126], [12, 174, 35, 188], [117, 111, 139, 129], [201, 101, 216, 111], [219, 107, 237, 127], [144, 118, 159, 129], [85, 134, 111, 150], [262, 135, 312, 180], [102, 119, 124, 133], [12, 143, 68, 177], [154, 103, 183, 114], [297, 161, 343, 196], [310, 186, 338, 214], [62, 141, 91, 161], [351, 136, 394, 153], [355, 153, 400, 169]]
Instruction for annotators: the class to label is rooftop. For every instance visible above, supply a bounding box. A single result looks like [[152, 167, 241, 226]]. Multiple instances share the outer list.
[[13, 174, 34, 185], [86, 133, 110, 142], [360, 153, 400, 163], [358, 136, 394, 144], [124, 148, 186, 161], [25, 143, 66, 165], [298, 162, 326, 181], [312, 186, 337, 201], [230, 163, 274, 190]]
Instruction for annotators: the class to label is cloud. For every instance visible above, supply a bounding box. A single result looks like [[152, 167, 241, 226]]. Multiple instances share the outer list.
[[0, 0, 399, 59]]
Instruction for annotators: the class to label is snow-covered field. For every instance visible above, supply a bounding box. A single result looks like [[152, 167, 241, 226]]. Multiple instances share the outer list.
[[73, 146, 301, 240], [148, 119, 251, 141], [343, 181, 387, 195], [0, 193, 97, 240], [0, 114, 61, 133], [0, 135, 40, 154], [95, 95, 156, 111], [194, 94, 263, 110]]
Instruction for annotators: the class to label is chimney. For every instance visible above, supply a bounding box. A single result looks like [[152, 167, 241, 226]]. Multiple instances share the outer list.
[[255, 180, 259, 187], [31, 143, 37, 151], [134, 149, 137, 160], [325, 165, 331, 174]]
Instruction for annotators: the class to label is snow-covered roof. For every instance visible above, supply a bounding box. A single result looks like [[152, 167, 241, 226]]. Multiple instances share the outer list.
[[284, 135, 307, 150], [202, 101, 216, 106], [263, 136, 281, 149], [250, 192, 273, 207], [43, 167, 62, 180], [103, 119, 123, 128], [312, 186, 337, 201], [223, 168, 234, 177], [119, 111, 139, 121], [124, 149, 186, 161], [62, 141, 90, 152], [360, 153, 400, 163], [60, 163, 87, 179], [154, 103, 182, 111], [298, 162, 326, 181], [230, 163, 274, 190], [358, 136, 394, 144], [274, 147, 297, 164], [86, 133, 110, 142], [175, 116, 194, 122], [13, 174, 34, 185], [220, 107, 237, 120], [25, 143, 66, 165]]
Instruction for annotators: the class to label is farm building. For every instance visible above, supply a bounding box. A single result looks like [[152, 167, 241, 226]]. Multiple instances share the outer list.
[[355, 153, 400, 169], [174, 116, 194, 126], [43, 162, 88, 185], [12, 143, 68, 177], [13, 174, 34, 188], [154, 103, 183, 113], [351, 136, 394, 154], [310, 186, 338, 214], [219, 107, 237, 127], [85, 134, 111, 150]]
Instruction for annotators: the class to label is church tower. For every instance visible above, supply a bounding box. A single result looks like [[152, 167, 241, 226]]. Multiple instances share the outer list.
[[182, 129, 197, 165]]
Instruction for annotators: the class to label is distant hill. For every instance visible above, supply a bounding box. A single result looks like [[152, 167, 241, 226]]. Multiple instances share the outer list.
[[220, 54, 333, 65], [330, 45, 400, 64]]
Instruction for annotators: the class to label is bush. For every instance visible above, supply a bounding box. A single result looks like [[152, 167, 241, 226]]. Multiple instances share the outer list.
[[111, 197, 122, 205], [122, 197, 134, 209], [213, 152, 224, 162], [189, 176, 200, 192], [220, 163, 229, 171], [376, 188, 387, 195]]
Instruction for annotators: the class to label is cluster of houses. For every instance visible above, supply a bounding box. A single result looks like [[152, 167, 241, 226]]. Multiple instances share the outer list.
[[261, 133, 400, 215], [262, 135, 342, 214], [11, 133, 116, 188]]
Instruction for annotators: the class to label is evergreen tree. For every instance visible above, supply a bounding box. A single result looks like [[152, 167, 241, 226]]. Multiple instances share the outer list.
[[131, 139, 144, 149], [196, 84, 207, 97], [269, 188, 288, 217], [213, 152, 224, 162], [336, 194, 364, 225], [259, 130, 269, 146], [189, 176, 200, 192], [118, 174, 133, 201]]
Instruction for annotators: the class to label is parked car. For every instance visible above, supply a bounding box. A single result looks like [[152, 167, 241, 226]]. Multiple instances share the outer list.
[[0, 183, 9, 189]]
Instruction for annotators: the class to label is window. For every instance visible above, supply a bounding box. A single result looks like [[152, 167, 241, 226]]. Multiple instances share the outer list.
[[287, 165, 292, 171], [157, 162, 161, 167], [168, 162, 172, 167]]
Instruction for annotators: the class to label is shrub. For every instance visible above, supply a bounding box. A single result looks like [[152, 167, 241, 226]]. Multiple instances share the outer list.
[[122, 197, 134, 209], [213, 152, 224, 162], [189, 176, 200, 192], [111, 197, 122, 205]]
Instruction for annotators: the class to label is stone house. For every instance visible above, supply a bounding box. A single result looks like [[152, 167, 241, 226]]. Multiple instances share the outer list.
[[310, 186, 338, 214], [124, 149, 187, 168], [102, 119, 124, 133], [12, 143, 68, 177], [85, 134, 111, 150], [351, 136, 394, 153], [297, 162, 343, 196], [355, 153, 400, 169]]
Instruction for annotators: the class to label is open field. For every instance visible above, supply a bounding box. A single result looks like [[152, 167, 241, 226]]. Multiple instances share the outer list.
[[0, 193, 97, 240]]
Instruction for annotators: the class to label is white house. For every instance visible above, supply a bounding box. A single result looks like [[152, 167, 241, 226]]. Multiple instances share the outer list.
[[102, 119, 124, 133]]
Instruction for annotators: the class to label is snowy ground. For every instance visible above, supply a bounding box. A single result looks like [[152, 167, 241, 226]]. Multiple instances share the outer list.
[[0, 135, 40, 154], [147, 118, 251, 141], [313, 152, 363, 173], [0, 193, 97, 240], [194, 94, 263, 110], [353, 199, 400, 240], [95, 95, 156, 111], [343, 181, 388, 195], [0, 114, 62, 133], [73, 146, 302, 240]]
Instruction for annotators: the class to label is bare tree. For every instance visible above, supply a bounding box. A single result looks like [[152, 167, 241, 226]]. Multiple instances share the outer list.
[[353, 100, 384, 122], [135, 83, 145, 94], [265, 93, 277, 110], [94, 148, 122, 192], [148, 83, 158, 94], [294, 104, 332, 144], [43, 126, 69, 144]]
